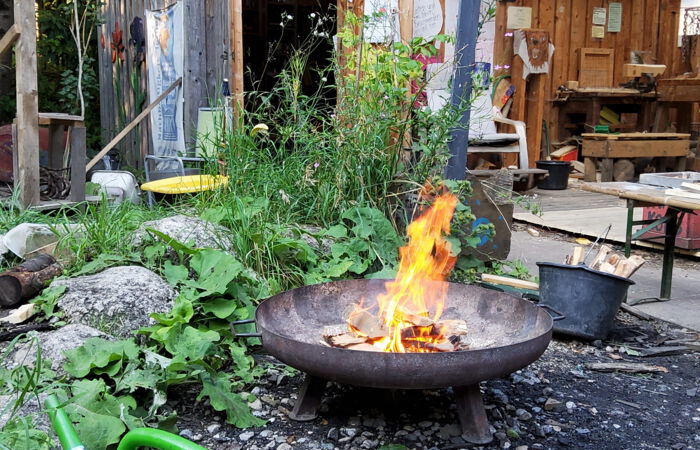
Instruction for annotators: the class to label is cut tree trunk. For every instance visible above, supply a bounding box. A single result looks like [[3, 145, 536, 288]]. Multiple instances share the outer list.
[[0, 254, 62, 307]]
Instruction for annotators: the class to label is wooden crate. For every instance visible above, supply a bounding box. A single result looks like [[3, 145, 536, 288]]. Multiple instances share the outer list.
[[578, 48, 615, 88]]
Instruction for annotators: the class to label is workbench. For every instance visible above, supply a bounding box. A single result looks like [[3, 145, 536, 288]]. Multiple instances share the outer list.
[[582, 133, 690, 182], [581, 181, 700, 301]]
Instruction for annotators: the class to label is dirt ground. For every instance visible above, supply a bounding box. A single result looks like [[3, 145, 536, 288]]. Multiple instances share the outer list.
[[174, 311, 700, 450]]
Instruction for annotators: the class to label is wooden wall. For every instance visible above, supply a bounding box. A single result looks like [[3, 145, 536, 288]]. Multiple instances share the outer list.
[[98, 0, 230, 167], [493, 0, 683, 143]]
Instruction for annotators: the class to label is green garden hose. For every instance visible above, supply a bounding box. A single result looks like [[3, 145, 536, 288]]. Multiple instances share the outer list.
[[44, 394, 84, 450], [116, 428, 208, 450]]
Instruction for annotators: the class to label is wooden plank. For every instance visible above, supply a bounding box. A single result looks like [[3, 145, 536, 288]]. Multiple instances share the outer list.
[[14, 0, 39, 208], [629, 0, 645, 53], [97, 0, 113, 149], [230, 0, 244, 120], [525, 73, 546, 166], [47, 123, 64, 169], [658, 0, 681, 72], [643, 0, 660, 60], [481, 273, 539, 290], [612, 0, 633, 86], [582, 139, 689, 158], [584, 0, 603, 48], [0, 23, 19, 57], [86, 77, 183, 171], [551, 0, 572, 95], [568, 3, 587, 82], [581, 132, 690, 139], [184, 0, 207, 145], [600, 157, 613, 182], [492, 0, 508, 79], [584, 157, 597, 182], [538, 0, 555, 98]]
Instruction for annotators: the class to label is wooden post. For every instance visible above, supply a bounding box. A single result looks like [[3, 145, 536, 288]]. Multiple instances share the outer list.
[[14, 0, 40, 208], [69, 124, 86, 202], [229, 0, 244, 122], [398, 0, 414, 152]]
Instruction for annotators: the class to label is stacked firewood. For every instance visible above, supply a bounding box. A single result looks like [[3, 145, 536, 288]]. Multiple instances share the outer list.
[[565, 244, 645, 278], [320, 309, 469, 353]]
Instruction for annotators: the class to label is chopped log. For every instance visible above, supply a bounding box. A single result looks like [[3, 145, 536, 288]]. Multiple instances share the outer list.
[[401, 325, 437, 339], [328, 333, 367, 348], [347, 310, 388, 339], [613, 159, 635, 182], [404, 340, 456, 352], [585, 362, 668, 373], [322, 324, 349, 338], [0, 254, 62, 307], [620, 255, 645, 278], [570, 246, 584, 265], [597, 262, 617, 274], [590, 245, 612, 269], [436, 319, 468, 336]]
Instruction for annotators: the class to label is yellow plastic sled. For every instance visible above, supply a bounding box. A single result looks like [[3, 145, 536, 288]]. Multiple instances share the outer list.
[[141, 174, 229, 195]]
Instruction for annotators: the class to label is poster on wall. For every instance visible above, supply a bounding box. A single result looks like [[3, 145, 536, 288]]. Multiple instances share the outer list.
[[413, 0, 443, 39], [145, 2, 185, 168]]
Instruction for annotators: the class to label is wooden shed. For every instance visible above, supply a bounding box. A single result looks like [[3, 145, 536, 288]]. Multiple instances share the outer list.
[[490, 0, 696, 168]]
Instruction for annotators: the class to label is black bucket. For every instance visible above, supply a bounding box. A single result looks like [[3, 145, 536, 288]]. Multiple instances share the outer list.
[[536, 160, 570, 190], [536, 262, 635, 340]]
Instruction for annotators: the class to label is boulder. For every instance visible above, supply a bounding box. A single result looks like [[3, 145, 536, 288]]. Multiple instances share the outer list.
[[286, 225, 334, 255], [52, 266, 175, 337], [7, 324, 110, 376], [132, 215, 234, 253], [0, 392, 51, 433]]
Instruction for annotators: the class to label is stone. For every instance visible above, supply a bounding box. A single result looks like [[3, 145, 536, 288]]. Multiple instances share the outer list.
[[6, 324, 109, 375], [491, 388, 510, 404], [277, 444, 293, 450], [418, 420, 433, 428], [284, 225, 334, 254], [179, 429, 194, 440], [565, 401, 576, 410], [544, 398, 564, 412], [327, 427, 339, 441], [207, 423, 221, 434], [52, 266, 175, 337], [132, 215, 235, 254], [0, 392, 51, 432], [576, 428, 591, 434], [516, 408, 532, 421], [437, 423, 462, 440], [249, 399, 263, 410], [515, 446, 528, 450], [259, 430, 273, 438], [239, 431, 255, 442]]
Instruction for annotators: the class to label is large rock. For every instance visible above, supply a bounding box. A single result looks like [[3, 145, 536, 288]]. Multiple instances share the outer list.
[[52, 266, 175, 337], [7, 324, 109, 376], [132, 215, 234, 253], [0, 392, 51, 433]]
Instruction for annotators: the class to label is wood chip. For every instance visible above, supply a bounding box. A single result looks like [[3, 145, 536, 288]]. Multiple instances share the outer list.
[[346, 342, 383, 352], [322, 324, 349, 338], [591, 245, 612, 270], [0, 303, 36, 324], [436, 319, 468, 336], [400, 309, 434, 327], [640, 346, 695, 357], [347, 310, 388, 339], [585, 362, 668, 373], [328, 333, 367, 348]]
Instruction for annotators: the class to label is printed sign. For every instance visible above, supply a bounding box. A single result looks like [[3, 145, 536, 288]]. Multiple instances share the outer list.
[[608, 3, 622, 32], [146, 3, 185, 167], [506, 6, 532, 29]]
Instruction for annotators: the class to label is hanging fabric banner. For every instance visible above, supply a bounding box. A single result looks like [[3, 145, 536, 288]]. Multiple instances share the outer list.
[[145, 2, 185, 167]]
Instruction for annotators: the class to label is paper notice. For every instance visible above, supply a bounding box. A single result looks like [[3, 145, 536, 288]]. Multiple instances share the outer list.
[[608, 3, 622, 32], [592, 25, 605, 39], [506, 6, 532, 30], [592, 7, 607, 25]]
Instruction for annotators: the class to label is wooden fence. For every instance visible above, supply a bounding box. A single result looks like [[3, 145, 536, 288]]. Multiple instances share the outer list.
[[98, 0, 230, 167]]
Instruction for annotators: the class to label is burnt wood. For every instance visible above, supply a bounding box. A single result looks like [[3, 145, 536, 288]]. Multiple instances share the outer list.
[[0, 254, 62, 307]]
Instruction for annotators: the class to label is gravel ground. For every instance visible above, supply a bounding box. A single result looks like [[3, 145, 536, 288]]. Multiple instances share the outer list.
[[172, 312, 699, 450]]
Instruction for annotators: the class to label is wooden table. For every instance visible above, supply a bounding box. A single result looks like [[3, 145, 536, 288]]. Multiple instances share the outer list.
[[582, 133, 690, 182], [581, 181, 700, 301]]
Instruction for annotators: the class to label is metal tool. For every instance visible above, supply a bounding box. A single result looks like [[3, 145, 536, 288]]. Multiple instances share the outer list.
[[582, 224, 612, 265]]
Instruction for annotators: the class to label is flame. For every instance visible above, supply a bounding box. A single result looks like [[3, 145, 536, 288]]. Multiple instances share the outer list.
[[348, 187, 459, 352]]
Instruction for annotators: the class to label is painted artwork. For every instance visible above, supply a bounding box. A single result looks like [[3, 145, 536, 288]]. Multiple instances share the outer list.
[[146, 3, 185, 167]]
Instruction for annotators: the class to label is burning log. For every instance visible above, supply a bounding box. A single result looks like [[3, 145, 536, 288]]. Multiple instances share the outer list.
[[347, 310, 388, 339], [328, 333, 367, 348], [0, 254, 62, 307]]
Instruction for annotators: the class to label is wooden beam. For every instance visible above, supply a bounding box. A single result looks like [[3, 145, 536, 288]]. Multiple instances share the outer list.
[[14, 0, 39, 208], [86, 78, 183, 171], [230, 0, 244, 121], [0, 23, 19, 58]]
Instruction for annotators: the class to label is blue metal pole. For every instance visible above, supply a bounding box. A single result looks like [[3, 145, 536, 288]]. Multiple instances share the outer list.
[[445, 0, 481, 180]]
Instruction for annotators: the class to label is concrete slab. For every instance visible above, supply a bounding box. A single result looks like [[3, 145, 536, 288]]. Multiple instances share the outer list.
[[508, 229, 700, 332]]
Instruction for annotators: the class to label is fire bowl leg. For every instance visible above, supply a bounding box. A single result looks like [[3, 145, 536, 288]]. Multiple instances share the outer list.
[[454, 384, 493, 444], [288, 375, 327, 422]]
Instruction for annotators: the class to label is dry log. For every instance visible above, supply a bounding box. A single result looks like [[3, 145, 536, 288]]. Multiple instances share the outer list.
[[437, 319, 468, 336], [347, 310, 388, 339], [597, 262, 617, 274], [613, 159, 635, 182], [585, 362, 668, 373], [346, 342, 383, 352], [590, 245, 612, 269], [481, 274, 539, 290], [0, 254, 62, 307], [621, 255, 645, 277]]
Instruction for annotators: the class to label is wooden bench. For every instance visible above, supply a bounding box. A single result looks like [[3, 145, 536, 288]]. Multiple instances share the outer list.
[[582, 132, 690, 182]]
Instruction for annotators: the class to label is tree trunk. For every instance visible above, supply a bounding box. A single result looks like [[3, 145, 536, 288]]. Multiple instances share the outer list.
[[0, 254, 62, 307]]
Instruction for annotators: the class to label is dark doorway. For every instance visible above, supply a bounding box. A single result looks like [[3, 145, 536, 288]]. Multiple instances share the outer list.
[[242, 0, 336, 97]]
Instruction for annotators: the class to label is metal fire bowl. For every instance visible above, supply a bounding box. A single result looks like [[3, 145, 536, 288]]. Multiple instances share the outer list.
[[254, 279, 553, 389]]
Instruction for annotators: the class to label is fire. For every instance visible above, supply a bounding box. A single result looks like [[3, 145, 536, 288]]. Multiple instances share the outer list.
[[348, 188, 459, 352]]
